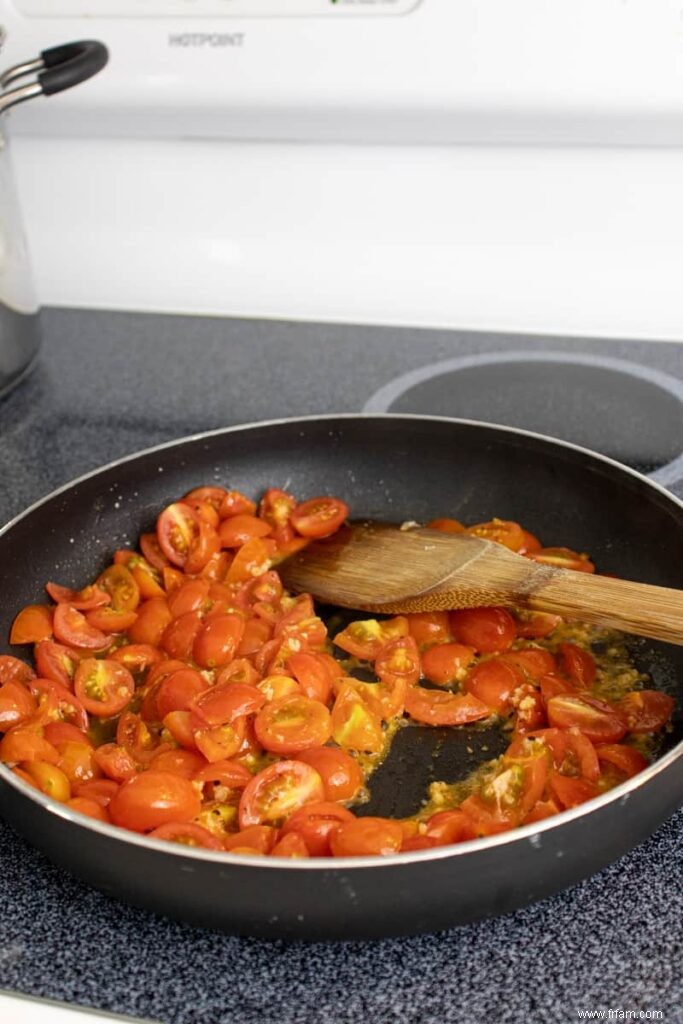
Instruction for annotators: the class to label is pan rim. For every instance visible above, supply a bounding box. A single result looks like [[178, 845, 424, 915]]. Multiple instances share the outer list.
[[1, 411, 681, 872]]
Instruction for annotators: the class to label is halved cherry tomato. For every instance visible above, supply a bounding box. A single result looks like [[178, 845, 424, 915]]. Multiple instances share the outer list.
[[503, 649, 557, 680], [120, 554, 166, 600], [549, 773, 599, 809], [374, 637, 421, 687], [109, 770, 201, 832], [331, 684, 384, 753], [281, 801, 355, 856], [192, 682, 265, 728], [518, 529, 542, 555], [566, 727, 600, 782], [85, 607, 138, 633], [74, 659, 135, 717], [616, 690, 675, 733], [167, 579, 211, 619], [221, 490, 258, 519], [22, 761, 71, 802], [539, 673, 576, 705], [194, 758, 251, 792], [257, 675, 300, 702], [139, 533, 171, 571], [332, 616, 409, 660], [286, 652, 333, 704], [29, 678, 89, 731], [46, 582, 110, 610], [117, 712, 168, 765], [44, 721, 92, 748], [558, 643, 596, 687], [466, 518, 525, 552], [149, 748, 207, 779], [510, 683, 546, 734], [0, 727, 59, 765], [149, 821, 224, 850], [225, 538, 276, 584], [217, 658, 261, 689], [110, 644, 162, 676], [513, 610, 562, 639], [186, 486, 229, 514], [426, 518, 465, 534], [10, 605, 53, 644], [297, 746, 364, 802], [162, 566, 185, 593], [406, 611, 452, 648], [547, 694, 626, 743], [160, 610, 202, 661], [271, 832, 309, 857], [218, 515, 272, 548], [185, 520, 221, 575], [425, 809, 477, 846], [96, 564, 140, 611], [465, 658, 523, 713], [329, 816, 403, 857], [450, 607, 516, 654], [528, 547, 595, 573], [290, 497, 349, 539], [56, 741, 100, 787], [405, 686, 490, 727], [223, 825, 277, 853], [73, 778, 120, 806], [53, 604, 109, 651], [123, 598, 172, 643], [193, 613, 245, 670], [156, 502, 202, 568], [255, 695, 332, 755], [239, 760, 324, 828], [422, 642, 476, 686], [34, 641, 79, 688], [0, 656, 35, 686], [194, 719, 247, 763], [0, 680, 37, 731], [156, 669, 209, 720], [595, 743, 648, 778], [67, 797, 109, 822]]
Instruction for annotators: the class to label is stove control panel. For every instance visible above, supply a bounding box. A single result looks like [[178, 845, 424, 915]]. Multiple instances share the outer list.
[[14, 0, 420, 16]]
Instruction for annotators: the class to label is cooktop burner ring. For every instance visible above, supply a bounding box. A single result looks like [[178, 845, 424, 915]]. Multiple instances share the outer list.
[[363, 350, 683, 487]]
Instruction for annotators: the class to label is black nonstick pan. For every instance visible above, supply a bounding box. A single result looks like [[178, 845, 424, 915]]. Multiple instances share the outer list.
[[0, 415, 681, 940]]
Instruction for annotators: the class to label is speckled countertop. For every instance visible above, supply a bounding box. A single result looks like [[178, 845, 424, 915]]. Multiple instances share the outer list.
[[0, 309, 681, 1024]]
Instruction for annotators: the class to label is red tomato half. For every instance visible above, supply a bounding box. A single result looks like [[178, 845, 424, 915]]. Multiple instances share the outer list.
[[405, 686, 490, 727], [156, 503, 202, 568], [239, 760, 324, 828], [616, 690, 675, 733], [109, 771, 201, 832], [149, 821, 224, 850], [46, 582, 110, 610], [296, 746, 364, 802], [547, 694, 626, 743], [290, 497, 349, 539], [421, 642, 475, 686], [9, 605, 53, 645], [450, 607, 516, 654], [465, 658, 522, 714], [329, 817, 403, 857], [282, 801, 355, 856], [74, 659, 135, 718], [254, 695, 332, 755], [53, 604, 109, 651]]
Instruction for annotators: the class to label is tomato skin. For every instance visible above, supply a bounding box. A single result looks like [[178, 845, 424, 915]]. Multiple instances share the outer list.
[[466, 518, 525, 552], [226, 538, 276, 584], [425, 809, 478, 846], [109, 771, 201, 833], [374, 637, 421, 688], [139, 532, 171, 570], [46, 583, 110, 611], [74, 659, 135, 718], [56, 741, 101, 787], [426, 518, 465, 534], [290, 497, 349, 539], [0, 680, 37, 731], [218, 515, 272, 548], [0, 726, 59, 765], [404, 686, 490, 727], [44, 721, 91, 748], [117, 712, 168, 765], [23, 761, 71, 803], [73, 778, 120, 807], [53, 604, 109, 651], [558, 643, 596, 687], [406, 611, 452, 649], [96, 565, 140, 611], [192, 682, 265, 728], [281, 801, 355, 856], [156, 502, 201, 568], [28, 678, 89, 732], [255, 695, 333, 755], [239, 760, 324, 828], [110, 644, 162, 676], [127, 598, 172, 647], [465, 658, 523, 713], [502, 649, 557, 681], [67, 796, 110, 822], [547, 694, 626, 743], [85, 607, 138, 634], [518, 529, 542, 555], [616, 690, 675, 733], [193, 613, 245, 670], [514, 611, 562, 639], [194, 758, 252, 791], [156, 669, 209, 720], [150, 821, 225, 850], [287, 652, 334, 705], [185, 486, 229, 513], [271, 832, 310, 858], [149, 748, 207, 779], [224, 825, 278, 854], [34, 642, 78, 688], [161, 610, 203, 661], [93, 743, 139, 782], [194, 719, 247, 763], [450, 607, 516, 654], [329, 817, 403, 857], [10, 605, 53, 644], [548, 773, 599, 809], [185, 520, 221, 575], [566, 727, 600, 782], [167, 579, 210, 619], [297, 746, 364, 802]]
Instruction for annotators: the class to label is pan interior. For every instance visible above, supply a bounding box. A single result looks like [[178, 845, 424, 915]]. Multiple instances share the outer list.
[[0, 417, 681, 817]]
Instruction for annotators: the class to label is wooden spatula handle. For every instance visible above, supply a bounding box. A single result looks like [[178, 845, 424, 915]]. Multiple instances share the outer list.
[[525, 570, 683, 645]]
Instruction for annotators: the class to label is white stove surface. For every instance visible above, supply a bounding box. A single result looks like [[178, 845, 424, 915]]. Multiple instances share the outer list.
[[0, 992, 155, 1023]]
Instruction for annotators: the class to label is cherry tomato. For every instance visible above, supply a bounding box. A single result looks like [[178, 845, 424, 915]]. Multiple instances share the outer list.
[[44, 721, 92, 747], [405, 686, 489, 726], [566, 727, 600, 782], [185, 519, 221, 575], [56, 741, 100, 787], [34, 641, 79, 688], [186, 486, 229, 514], [110, 770, 202, 832], [223, 825, 277, 854], [126, 598, 173, 647], [96, 564, 140, 611], [29, 678, 89, 732], [287, 652, 335, 704], [194, 719, 247, 763], [156, 669, 209, 719], [0, 655, 35, 686], [406, 611, 452, 648], [558, 643, 596, 687], [22, 761, 71, 803], [502, 649, 557, 681], [466, 518, 525, 551], [149, 748, 207, 779], [539, 673, 576, 705], [110, 644, 162, 676], [513, 611, 562, 639], [239, 760, 324, 828], [426, 518, 465, 534], [10, 605, 53, 644], [119, 554, 166, 600], [528, 547, 595, 573], [218, 515, 272, 549], [332, 616, 409, 660], [426, 809, 477, 846], [374, 637, 421, 687], [510, 683, 546, 734], [281, 801, 355, 856], [46, 583, 110, 610], [93, 743, 139, 782], [297, 746, 364, 802], [0, 726, 59, 765], [255, 695, 332, 755], [257, 675, 301, 702], [0, 680, 37, 731], [465, 658, 523, 713], [166, 579, 210, 618], [217, 658, 261, 689], [159, 611, 202, 661], [67, 797, 110, 822], [421, 642, 476, 686], [74, 659, 135, 718], [270, 832, 309, 857], [518, 529, 542, 555], [117, 712, 168, 765], [53, 604, 109, 651], [595, 743, 648, 778], [616, 690, 675, 733], [149, 821, 224, 850], [194, 758, 252, 794], [290, 497, 349, 539], [331, 684, 384, 753], [73, 778, 120, 807], [450, 607, 516, 654], [193, 613, 245, 669], [85, 607, 138, 634], [139, 532, 171, 571], [329, 817, 403, 857], [221, 490, 258, 519], [192, 682, 265, 728], [156, 502, 202, 568], [547, 694, 626, 743], [548, 773, 599, 809], [226, 538, 276, 584]]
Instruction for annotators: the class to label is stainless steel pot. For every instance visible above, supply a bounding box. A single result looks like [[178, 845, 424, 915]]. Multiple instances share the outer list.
[[0, 37, 108, 398]]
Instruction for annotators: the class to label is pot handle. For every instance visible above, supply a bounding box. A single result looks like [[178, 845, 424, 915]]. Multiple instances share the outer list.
[[0, 39, 108, 114], [39, 40, 109, 96]]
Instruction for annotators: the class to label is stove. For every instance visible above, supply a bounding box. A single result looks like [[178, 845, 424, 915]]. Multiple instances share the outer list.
[[0, 308, 681, 1024]]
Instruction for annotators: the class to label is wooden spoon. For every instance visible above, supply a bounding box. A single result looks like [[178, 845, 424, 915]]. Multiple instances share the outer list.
[[279, 522, 683, 646]]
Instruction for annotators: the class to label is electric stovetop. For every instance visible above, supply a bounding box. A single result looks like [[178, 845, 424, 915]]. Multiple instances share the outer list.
[[1, 309, 681, 1024]]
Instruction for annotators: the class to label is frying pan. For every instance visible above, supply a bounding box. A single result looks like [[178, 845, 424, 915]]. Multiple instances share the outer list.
[[0, 415, 681, 940]]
